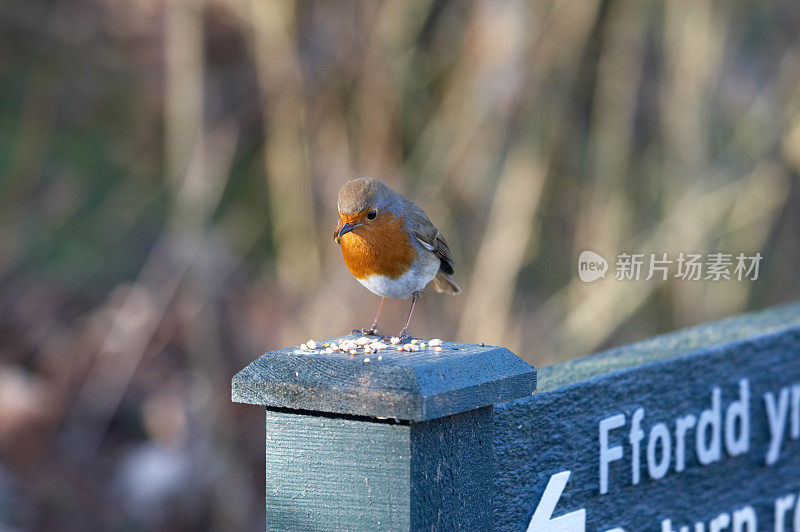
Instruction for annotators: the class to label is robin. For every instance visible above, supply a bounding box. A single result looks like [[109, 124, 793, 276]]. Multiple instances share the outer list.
[[334, 177, 461, 341]]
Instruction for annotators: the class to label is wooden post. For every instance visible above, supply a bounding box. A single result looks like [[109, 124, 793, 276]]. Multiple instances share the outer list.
[[232, 336, 536, 531]]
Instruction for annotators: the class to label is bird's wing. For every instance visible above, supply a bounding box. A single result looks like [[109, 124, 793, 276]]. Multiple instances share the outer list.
[[404, 201, 455, 275]]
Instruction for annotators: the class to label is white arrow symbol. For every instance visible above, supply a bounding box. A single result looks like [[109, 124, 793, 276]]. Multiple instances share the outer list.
[[527, 470, 586, 532]]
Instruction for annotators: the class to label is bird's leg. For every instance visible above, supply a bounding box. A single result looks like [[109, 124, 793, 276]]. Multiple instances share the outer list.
[[352, 297, 385, 336], [395, 292, 420, 343]]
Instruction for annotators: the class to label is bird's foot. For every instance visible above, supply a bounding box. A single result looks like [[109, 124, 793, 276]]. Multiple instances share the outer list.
[[395, 332, 413, 344], [351, 327, 380, 336], [376, 333, 412, 344]]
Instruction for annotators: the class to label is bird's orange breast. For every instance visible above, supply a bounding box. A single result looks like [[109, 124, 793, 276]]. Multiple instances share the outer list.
[[338, 212, 416, 280]]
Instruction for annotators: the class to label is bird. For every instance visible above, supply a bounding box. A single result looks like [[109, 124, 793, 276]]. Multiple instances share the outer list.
[[334, 177, 461, 342]]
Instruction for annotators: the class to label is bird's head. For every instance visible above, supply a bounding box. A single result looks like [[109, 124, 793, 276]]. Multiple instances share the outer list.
[[335, 177, 396, 244]]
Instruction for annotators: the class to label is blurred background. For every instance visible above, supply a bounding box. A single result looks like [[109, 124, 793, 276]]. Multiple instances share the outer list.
[[1, 0, 799, 529]]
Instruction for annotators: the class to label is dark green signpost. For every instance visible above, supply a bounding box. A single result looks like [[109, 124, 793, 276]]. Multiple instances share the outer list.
[[232, 340, 537, 530], [233, 303, 800, 531]]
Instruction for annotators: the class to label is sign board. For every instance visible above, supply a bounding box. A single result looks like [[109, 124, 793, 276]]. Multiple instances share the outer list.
[[494, 303, 800, 531]]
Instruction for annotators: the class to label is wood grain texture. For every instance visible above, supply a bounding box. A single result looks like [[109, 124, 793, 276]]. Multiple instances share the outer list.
[[264, 410, 410, 531], [264, 407, 494, 531], [232, 336, 536, 421], [411, 406, 494, 530], [494, 303, 800, 530]]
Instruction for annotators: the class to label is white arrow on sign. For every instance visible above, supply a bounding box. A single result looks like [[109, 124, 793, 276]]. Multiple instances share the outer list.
[[527, 470, 586, 532]]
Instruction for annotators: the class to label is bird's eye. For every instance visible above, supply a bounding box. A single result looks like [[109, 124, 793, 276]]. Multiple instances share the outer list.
[[367, 209, 377, 220]]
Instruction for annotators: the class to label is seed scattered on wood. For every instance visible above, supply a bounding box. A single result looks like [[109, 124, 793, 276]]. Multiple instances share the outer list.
[[323, 347, 333, 354], [410, 339, 419, 344], [300, 343, 308, 350], [349, 349, 357, 355], [390, 337, 401, 345], [369, 341, 388, 351], [377, 356, 382, 361], [356, 337, 370, 346], [363, 357, 370, 363], [403, 343, 419, 352], [429, 339, 443, 347], [434, 346, 442, 352], [307, 339, 317, 350], [330, 343, 338, 351]]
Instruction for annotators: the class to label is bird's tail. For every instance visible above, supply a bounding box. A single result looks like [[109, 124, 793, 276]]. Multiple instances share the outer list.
[[429, 270, 462, 295]]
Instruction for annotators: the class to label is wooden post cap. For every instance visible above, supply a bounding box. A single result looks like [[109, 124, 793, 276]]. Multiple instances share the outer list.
[[232, 335, 536, 421]]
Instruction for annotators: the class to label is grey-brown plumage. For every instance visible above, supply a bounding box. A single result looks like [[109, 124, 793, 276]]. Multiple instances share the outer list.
[[402, 199, 461, 294]]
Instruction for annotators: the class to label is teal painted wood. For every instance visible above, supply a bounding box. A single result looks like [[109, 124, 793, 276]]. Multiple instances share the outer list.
[[535, 301, 800, 393], [263, 407, 494, 531], [232, 336, 536, 421], [264, 410, 411, 530], [233, 338, 533, 531], [494, 302, 800, 531], [410, 406, 494, 530], [235, 301, 800, 530]]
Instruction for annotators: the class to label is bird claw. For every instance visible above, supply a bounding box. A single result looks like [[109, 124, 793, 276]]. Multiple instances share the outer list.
[[396, 332, 413, 344], [351, 328, 380, 336]]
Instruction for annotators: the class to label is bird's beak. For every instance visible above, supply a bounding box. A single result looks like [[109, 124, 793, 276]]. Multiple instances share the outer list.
[[335, 222, 361, 243]]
